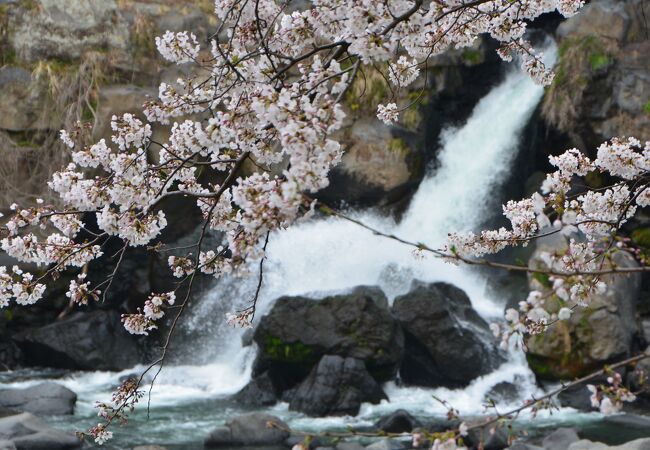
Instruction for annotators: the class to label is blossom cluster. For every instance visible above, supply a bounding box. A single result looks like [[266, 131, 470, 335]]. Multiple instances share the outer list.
[[410, 420, 469, 450], [0, 266, 46, 308], [467, 138, 649, 345], [90, 377, 143, 444], [587, 372, 636, 415], [121, 292, 176, 335]]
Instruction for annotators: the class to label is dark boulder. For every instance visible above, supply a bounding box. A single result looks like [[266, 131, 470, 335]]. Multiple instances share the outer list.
[[557, 384, 594, 411], [253, 286, 403, 387], [542, 428, 579, 450], [392, 281, 504, 387], [289, 355, 386, 417], [507, 444, 543, 450], [204, 412, 289, 448], [336, 443, 365, 450], [375, 410, 421, 433], [364, 440, 406, 450], [465, 421, 509, 450], [232, 371, 278, 407], [485, 380, 522, 404], [13, 310, 142, 371], [0, 411, 82, 449], [0, 382, 76, 415]]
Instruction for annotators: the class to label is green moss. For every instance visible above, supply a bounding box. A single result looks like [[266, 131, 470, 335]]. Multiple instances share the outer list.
[[400, 108, 421, 130], [388, 137, 409, 155], [644, 101, 650, 116], [20, 0, 40, 11], [526, 354, 552, 378], [406, 90, 429, 106], [263, 336, 315, 363], [532, 271, 551, 288], [81, 98, 98, 121], [1, 46, 17, 66], [461, 48, 482, 65], [632, 228, 650, 249], [346, 65, 388, 114], [589, 53, 610, 71], [543, 34, 613, 132], [584, 170, 604, 188]]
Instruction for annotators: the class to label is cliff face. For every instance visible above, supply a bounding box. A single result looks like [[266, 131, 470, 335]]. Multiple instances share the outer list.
[[0, 0, 510, 214], [542, 0, 649, 151], [0, 0, 215, 207], [0, 0, 647, 211]]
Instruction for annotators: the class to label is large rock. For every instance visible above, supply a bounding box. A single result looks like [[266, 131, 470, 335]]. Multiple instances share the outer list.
[[543, 428, 580, 450], [0, 67, 58, 131], [526, 235, 642, 380], [232, 371, 278, 407], [544, 0, 650, 147], [318, 120, 424, 207], [557, 0, 630, 42], [0, 383, 76, 415], [4, 0, 214, 76], [253, 286, 403, 387], [289, 355, 387, 417], [375, 410, 421, 433], [13, 310, 143, 371], [392, 281, 504, 387], [508, 444, 543, 450], [204, 412, 289, 448], [7, 0, 130, 63], [0, 411, 82, 450], [364, 440, 405, 450], [568, 438, 650, 450]]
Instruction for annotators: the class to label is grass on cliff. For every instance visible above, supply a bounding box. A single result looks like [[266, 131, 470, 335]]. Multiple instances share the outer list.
[[542, 35, 613, 133], [346, 64, 424, 130], [0, 53, 107, 208]]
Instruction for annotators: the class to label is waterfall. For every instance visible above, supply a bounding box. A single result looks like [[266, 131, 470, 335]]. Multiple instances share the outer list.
[[2, 43, 562, 448], [180, 40, 558, 374]]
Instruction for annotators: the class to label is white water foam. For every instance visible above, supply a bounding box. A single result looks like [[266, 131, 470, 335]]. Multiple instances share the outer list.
[[173, 41, 559, 417]]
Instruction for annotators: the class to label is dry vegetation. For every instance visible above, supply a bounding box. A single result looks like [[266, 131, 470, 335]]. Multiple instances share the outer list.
[[0, 52, 106, 209]]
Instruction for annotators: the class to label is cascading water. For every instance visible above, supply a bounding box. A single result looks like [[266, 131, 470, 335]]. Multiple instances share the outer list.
[[3, 41, 586, 449], [184, 39, 559, 374]]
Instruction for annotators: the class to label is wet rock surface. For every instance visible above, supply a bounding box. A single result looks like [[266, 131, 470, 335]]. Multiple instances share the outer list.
[[204, 412, 289, 448], [0, 411, 82, 450], [392, 281, 505, 387], [0, 382, 76, 416], [13, 310, 143, 371], [525, 235, 642, 380], [253, 286, 403, 386], [289, 355, 387, 417]]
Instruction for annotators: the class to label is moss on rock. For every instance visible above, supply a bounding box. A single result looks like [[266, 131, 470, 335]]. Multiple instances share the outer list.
[[262, 336, 316, 365]]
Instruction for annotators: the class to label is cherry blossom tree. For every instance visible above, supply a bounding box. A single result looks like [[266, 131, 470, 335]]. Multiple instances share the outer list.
[[6, 0, 650, 446]]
